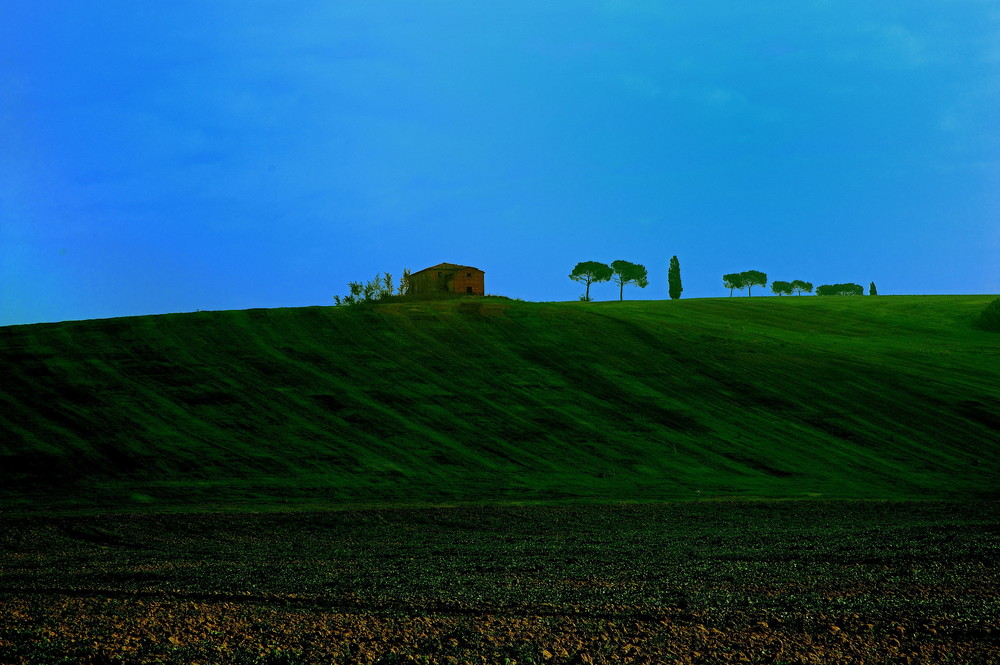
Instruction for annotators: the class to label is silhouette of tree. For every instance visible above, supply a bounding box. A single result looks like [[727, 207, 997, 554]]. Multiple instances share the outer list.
[[869, 281, 878, 296], [611, 260, 649, 301], [791, 280, 813, 295], [771, 280, 793, 296], [569, 261, 613, 301], [723, 273, 745, 297], [740, 270, 767, 297], [816, 283, 864, 296], [668, 256, 683, 300]]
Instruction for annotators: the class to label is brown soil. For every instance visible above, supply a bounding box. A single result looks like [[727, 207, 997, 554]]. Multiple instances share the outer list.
[[0, 501, 997, 664]]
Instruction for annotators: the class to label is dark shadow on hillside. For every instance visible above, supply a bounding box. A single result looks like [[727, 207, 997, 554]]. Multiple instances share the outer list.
[[957, 400, 1000, 431]]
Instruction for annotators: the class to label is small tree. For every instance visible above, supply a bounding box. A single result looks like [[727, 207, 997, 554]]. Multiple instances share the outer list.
[[723, 273, 745, 297], [791, 280, 813, 296], [771, 280, 793, 296], [333, 281, 362, 306], [569, 261, 613, 301], [740, 270, 767, 297], [400, 268, 412, 296], [869, 281, 878, 296], [611, 260, 648, 301], [667, 256, 683, 300], [379, 272, 394, 300]]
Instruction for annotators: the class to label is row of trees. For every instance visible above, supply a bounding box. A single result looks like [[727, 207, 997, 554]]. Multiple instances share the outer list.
[[568, 262, 877, 301], [813, 282, 876, 296], [770, 280, 813, 296], [815, 283, 863, 296], [569, 260, 647, 301], [725, 271, 878, 297], [722, 270, 768, 297], [570, 258, 684, 301], [335, 262, 878, 305]]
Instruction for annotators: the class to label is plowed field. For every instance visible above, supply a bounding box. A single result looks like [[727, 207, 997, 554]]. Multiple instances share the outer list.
[[1, 501, 997, 664]]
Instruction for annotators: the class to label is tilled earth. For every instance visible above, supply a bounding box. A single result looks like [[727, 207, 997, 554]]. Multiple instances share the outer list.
[[0, 501, 997, 664]]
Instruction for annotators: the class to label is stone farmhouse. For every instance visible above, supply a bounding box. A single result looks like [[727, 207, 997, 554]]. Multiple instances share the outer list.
[[408, 263, 485, 296]]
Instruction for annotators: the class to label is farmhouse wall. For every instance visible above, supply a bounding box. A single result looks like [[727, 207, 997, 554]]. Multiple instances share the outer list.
[[451, 270, 485, 295], [409, 264, 485, 296]]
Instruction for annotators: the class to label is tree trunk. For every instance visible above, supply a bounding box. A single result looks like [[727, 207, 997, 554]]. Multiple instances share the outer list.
[[619, 281, 624, 301], [585, 280, 591, 301]]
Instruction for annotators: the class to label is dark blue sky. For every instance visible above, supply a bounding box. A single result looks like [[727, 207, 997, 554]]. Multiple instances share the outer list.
[[2, 1, 998, 325]]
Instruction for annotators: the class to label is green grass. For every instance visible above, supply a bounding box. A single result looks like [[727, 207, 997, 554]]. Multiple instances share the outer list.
[[1, 295, 998, 512]]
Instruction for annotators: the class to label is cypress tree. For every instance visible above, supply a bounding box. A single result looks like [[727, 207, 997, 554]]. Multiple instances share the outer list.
[[869, 281, 878, 296], [668, 255, 683, 300]]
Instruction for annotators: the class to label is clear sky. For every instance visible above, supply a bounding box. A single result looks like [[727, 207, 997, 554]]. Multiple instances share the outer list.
[[2, 1, 998, 325]]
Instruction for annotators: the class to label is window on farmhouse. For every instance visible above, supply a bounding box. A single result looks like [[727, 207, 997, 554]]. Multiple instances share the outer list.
[[466, 286, 473, 294], [466, 272, 471, 277]]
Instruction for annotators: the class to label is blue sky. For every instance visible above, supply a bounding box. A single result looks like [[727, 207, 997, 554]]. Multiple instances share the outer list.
[[2, 1, 998, 325]]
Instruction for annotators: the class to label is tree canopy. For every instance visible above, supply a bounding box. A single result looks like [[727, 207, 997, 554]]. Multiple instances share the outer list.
[[791, 280, 813, 295], [723, 270, 766, 296], [816, 283, 864, 296], [722, 273, 745, 297], [569, 261, 613, 301], [667, 256, 683, 300], [610, 260, 648, 301], [771, 280, 793, 296], [741, 270, 767, 297]]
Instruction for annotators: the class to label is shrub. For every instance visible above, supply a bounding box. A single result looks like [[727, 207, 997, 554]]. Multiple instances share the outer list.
[[977, 298, 1000, 332], [334, 272, 397, 306]]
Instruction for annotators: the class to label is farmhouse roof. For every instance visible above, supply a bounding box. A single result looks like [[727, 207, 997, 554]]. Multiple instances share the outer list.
[[412, 263, 482, 274]]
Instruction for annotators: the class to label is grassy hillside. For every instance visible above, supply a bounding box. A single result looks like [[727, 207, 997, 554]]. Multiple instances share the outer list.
[[2, 295, 998, 511]]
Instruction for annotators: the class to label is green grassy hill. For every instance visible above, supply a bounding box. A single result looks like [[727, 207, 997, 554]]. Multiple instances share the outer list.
[[2, 295, 998, 512]]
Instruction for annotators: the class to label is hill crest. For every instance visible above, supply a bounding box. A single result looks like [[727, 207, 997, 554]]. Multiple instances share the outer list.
[[2, 295, 998, 512]]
